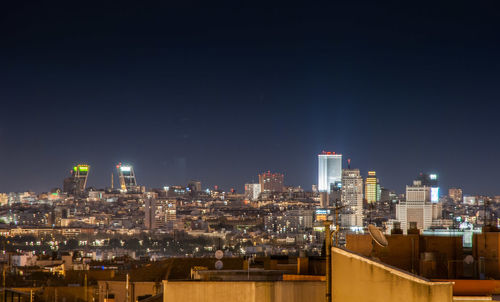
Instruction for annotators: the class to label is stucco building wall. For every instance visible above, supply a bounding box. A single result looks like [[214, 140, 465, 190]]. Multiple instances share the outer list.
[[163, 281, 324, 302], [332, 247, 453, 302]]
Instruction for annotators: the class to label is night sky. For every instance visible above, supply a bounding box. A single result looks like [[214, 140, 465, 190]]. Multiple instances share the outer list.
[[1, 1, 500, 195]]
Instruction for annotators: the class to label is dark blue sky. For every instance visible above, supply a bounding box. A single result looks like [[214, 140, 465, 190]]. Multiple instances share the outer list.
[[1, 1, 500, 194]]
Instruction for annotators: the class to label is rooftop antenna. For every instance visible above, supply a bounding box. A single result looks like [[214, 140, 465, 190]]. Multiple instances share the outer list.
[[324, 201, 346, 302], [347, 158, 351, 169]]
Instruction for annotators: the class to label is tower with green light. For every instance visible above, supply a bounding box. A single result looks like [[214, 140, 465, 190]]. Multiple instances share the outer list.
[[63, 164, 90, 195]]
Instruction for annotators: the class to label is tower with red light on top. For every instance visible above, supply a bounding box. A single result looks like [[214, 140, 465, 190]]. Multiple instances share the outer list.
[[259, 171, 284, 193]]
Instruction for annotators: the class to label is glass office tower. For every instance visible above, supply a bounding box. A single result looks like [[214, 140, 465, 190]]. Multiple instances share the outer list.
[[318, 152, 342, 192]]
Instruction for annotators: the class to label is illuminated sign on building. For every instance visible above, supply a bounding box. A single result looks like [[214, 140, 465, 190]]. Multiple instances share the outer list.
[[315, 209, 330, 222]]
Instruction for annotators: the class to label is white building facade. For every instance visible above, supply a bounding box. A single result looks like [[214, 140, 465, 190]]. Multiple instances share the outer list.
[[318, 152, 342, 192], [244, 183, 261, 201], [396, 182, 433, 234], [341, 169, 364, 227]]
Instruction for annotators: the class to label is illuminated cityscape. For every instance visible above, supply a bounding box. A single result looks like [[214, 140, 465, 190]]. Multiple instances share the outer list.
[[2, 1, 500, 301], [0, 156, 498, 300]]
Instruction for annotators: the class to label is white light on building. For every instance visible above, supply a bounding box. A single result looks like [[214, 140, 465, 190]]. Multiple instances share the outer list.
[[318, 152, 342, 192]]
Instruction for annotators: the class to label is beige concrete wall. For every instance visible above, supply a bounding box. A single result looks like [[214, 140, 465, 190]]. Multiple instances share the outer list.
[[452, 297, 492, 302], [164, 281, 267, 302], [332, 247, 453, 302], [274, 281, 324, 302], [163, 281, 324, 302]]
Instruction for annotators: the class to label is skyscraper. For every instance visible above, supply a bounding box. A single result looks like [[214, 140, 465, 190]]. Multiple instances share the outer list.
[[448, 188, 463, 203], [396, 180, 434, 234], [245, 183, 261, 201], [364, 171, 380, 203], [341, 169, 364, 227], [318, 152, 342, 192], [117, 163, 138, 193], [259, 171, 284, 193], [415, 172, 438, 187], [416, 173, 440, 203], [63, 164, 90, 195]]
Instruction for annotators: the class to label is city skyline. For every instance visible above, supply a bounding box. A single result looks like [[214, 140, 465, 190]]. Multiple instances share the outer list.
[[2, 2, 500, 194], [2, 2, 500, 300], [0, 155, 475, 197]]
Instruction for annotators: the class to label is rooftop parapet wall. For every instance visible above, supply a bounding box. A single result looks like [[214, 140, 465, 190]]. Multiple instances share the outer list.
[[163, 280, 325, 302], [332, 247, 453, 302]]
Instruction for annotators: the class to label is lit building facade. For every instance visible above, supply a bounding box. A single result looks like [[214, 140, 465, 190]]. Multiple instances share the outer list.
[[463, 195, 477, 205], [448, 188, 463, 203], [63, 164, 90, 195], [396, 181, 433, 234], [341, 169, 364, 227], [0, 194, 7, 206], [144, 198, 177, 230], [187, 180, 202, 192], [364, 171, 380, 203], [244, 183, 261, 201], [264, 209, 313, 234], [416, 173, 439, 203], [117, 163, 138, 192], [259, 171, 284, 193], [318, 152, 342, 192]]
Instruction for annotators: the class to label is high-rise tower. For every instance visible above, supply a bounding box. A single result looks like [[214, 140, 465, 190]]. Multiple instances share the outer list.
[[318, 151, 342, 192], [365, 171, 380, 203], [341, 169, 364, 227], [259, 171, 284, 193], [396, 181, 433, 233], [117, 163, 138, 192], [63, 164, 90, 195], [416, 173, 439, 203], [448, 188, 462, 203], [245, 183, 261, 201]]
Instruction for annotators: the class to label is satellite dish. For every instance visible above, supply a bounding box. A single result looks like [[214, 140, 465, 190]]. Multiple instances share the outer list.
[[215, 250, 223, 260], [464, 255, 474, 265], [215, 260, 223, 270], [368, 224, 388, 247]]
